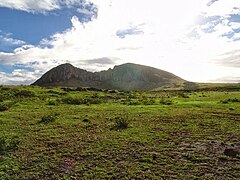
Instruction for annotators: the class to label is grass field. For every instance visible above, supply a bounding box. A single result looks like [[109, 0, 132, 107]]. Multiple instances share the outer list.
[[0, 85, 239, 179]]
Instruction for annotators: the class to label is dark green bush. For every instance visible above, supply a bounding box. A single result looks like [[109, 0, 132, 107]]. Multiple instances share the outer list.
[[47, 90, 67, 95], [47, 98, 60, 105], [15, 90, 35, 97], [123, 97, 156, 106], [221, 100, 228, 104], [142, 97, 156, 105], [128, 93, 136, 99], [178, 92, 189, 98], [0, 94, 4, 102], [62, 96, 104, 105], [159, 98, 173, 105], [86, 97, 104, 104], [62, 96, 85, 105], [0, 102, 15, 111], [39, 113, 58, 124], [0, 88, 19, 99], [221, 98, 240, 104], [127, 100, 141, 105], [113, 117, 129, 130], [0, 137, 20, 155]]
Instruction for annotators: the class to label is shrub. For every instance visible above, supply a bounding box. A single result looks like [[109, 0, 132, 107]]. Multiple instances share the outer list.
[[47, 98, 60, 105], [231, 98, 240, 102], [15, 90, 35, 97], [91, 93, 100, 98], [0, 137, 20, 155], [0, 89, 19, 99], [39, 113, 58, 124], [47, 90, 67, 95], [0, 103, 10, 111], [221, 98, 240, 104], [108, 90, 118, 93], [142, 98, 156, 105], [126, 99, 141, 105], [178, 92, 189, 98], [127, 93, 136, 99], [159, 98, 173, 105], [1, 87, 11, 91], [86, 98, 104, 104], [0, 101, 15, 111], [122, 96, 156, 106], [0, 94, 4, 102], [113, 117, 129, 130], [62, 96, 84, 105], [62, 96, 104, 105]]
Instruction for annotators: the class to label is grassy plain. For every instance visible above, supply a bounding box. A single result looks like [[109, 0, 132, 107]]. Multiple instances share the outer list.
[[0, 85, 239, 179]]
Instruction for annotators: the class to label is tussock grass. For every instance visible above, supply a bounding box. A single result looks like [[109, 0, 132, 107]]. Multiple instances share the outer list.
[[0, 101, 15, 111], [0, 137, 20, 155], [38, 113, 59, 124], [112, 116, 129, 130], [62, 95, 105, 105]]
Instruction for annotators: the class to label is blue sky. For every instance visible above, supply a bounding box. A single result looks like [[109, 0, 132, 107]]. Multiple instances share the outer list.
[[0, 0, 240, 84], [0, 1, 97, 52], [0, 7, 72, 48]]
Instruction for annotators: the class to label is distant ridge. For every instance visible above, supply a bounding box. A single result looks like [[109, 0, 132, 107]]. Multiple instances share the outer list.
[[32, 63, 187, 91]]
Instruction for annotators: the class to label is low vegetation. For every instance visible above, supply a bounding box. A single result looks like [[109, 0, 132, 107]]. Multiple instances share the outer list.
[[15, 89, 36, 98], [62, 94, 105, 105], [0, 85, 239, 179], [0, 101, 15, 111], [0, 137, 20, 155], [112, 116, 129, 130], [39, 113, 59, 124], [221, 97, 240, 104]]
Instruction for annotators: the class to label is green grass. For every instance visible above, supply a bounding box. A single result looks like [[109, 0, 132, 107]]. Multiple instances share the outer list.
[[0, 85, 239, 179]]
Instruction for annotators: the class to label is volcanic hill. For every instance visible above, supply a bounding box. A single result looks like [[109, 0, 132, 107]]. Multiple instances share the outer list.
[[32, 63, 187, 91]]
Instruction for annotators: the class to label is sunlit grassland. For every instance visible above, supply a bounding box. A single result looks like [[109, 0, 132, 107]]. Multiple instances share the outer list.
[[0, 85, 239, 179]]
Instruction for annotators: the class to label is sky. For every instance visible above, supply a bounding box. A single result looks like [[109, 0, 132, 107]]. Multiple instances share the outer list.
[[0, 0, 240, 85]]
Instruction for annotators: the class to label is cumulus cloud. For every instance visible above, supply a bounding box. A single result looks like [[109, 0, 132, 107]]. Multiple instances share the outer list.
[[0, 0, 240, 84], [203, 0, 240, 17], [0, 35, 25, 46], [77, 8, 94, 16], [0, 69, 40, 85], [0, 0, 98, 17], [0, 32, 26, 52], [0, 0, 60, 13]]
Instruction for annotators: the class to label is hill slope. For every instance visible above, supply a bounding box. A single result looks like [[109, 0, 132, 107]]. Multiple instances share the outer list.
[[32, 63, 186, 90]]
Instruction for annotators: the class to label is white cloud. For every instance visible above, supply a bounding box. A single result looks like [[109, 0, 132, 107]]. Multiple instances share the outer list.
[[0, 35, 25, 46], [230, 22, 240, 30], [77, 8, 93, 16], [0, 0, 240, 84], [203, 0, 240, 17], [233, 33, 240, 40], [0, 69, 40, 85], [0, 0, 97, 14], [0, 0, 60, 13]]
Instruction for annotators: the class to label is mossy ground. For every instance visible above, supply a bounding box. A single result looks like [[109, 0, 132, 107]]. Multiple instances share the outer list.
[[0, 86, 239, 179]]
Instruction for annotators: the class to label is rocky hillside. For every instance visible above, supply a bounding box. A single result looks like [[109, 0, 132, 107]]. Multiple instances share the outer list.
[[32, 63, 186, 91]]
